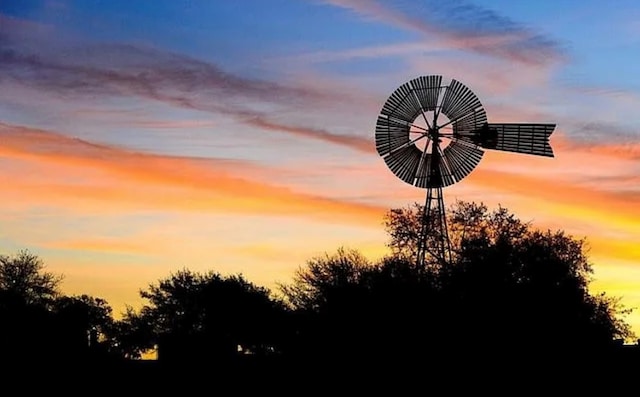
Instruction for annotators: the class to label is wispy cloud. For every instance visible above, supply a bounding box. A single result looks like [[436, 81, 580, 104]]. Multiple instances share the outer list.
[[0, 43, 320, 106], [558, 123, 640, 156], [248, 116, 373, 154], [0, 32, 376, 153], [320, 0, 565, 65]]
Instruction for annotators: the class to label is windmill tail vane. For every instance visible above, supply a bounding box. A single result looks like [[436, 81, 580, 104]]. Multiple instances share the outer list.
[[375, 75, 556, 267]]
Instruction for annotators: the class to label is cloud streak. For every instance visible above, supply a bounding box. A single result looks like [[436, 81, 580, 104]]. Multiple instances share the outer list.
[[0, 34, 375, 154], [247, 116, 374, 154], [321, 0, 565, 65], [0, 123, 385, 224], [0, 44, 317, 107]]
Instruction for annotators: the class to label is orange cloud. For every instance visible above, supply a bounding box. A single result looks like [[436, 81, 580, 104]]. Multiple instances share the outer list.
[[0, 123, 386, 225], [553, 134, 640, 161], [468, 168, 640, 221]]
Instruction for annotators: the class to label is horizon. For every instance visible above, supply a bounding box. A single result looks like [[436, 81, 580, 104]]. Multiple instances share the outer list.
[[1, 1, 639, 335]]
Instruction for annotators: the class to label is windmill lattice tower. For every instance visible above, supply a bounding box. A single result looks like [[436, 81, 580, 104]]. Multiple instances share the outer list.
[[375, 75, 556, 266]]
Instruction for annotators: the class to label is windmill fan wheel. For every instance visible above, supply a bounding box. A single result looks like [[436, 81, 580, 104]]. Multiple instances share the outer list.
[[375, 75, 489, 188]]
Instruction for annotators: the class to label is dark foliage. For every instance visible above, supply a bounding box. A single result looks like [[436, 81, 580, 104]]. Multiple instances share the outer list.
[[0, 250, 60, 308], [119, 269, 289, 361], [0, 250, 118, 361], [281, 201, 633, 368]]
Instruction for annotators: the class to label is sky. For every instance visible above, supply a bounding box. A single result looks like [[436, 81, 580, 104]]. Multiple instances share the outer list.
[[1, 0, 640, 335]]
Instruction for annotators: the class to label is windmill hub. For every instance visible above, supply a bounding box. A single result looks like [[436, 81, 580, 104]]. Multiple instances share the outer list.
[[428, 127, 439, 140], [409, 111, 451, 151], [375, 75, 556, 266]]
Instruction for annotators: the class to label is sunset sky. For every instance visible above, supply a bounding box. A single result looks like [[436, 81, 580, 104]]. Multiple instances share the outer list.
[[1, 1, 640, 334]]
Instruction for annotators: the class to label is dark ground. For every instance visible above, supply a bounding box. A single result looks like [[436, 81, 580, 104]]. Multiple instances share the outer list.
[[17, 345, 638, 394]]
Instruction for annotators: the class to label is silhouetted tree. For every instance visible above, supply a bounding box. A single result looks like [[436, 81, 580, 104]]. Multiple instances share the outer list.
[[0, 249, 61, 308], [280, 248, 374, 360], [110, 307, 156, 359], [281, 249, 440, 364], [128, 269, 288, 363], [0, 250, 121, 361], [0, 250, 62, 359], [283, 202, 633, 367], [383, 202, 424, 261], [53, 294, 115, 356], [281, 247, 371, 311], [387, 201, 634, 354]]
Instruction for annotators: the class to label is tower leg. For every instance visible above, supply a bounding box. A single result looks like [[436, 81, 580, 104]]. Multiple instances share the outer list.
[[416, 187, 451, 267]]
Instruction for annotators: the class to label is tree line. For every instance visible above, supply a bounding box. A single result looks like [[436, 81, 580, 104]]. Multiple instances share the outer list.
[[0, 202, 635, 370]]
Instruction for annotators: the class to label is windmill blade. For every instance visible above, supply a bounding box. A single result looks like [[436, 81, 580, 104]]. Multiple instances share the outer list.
[[482, 123, 556, 157], [436, 149, 456, 188], [441, 139, 484, 184], [409, 75, 442, 112], [452, 108, 487, 136], [414, 148, 434, 188], [380, 81, 423, 123], [415, 152, 452, 189], [383, 145, 423, 185], [439, 79, 483, 125], [415, 141, 481, 188], [375, 115, 411, 156]]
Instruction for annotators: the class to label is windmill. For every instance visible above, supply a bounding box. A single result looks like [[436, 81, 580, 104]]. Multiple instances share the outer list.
[[375, 75, 555, 266]]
